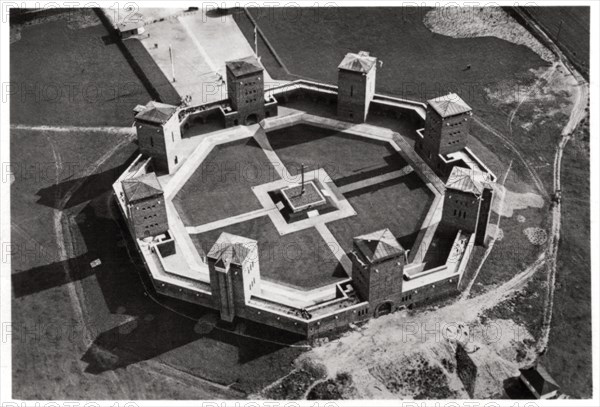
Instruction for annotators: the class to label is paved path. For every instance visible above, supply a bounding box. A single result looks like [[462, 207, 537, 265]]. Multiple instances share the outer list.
[[186, 208, 272, 235], [337, 166, 413, 194], [11, 124, 135, 134], [165, 200, 208, 275], [252, 127, 290, 180], [315, 223, 353, 276], [391, 133, 446, 194], [408, 194, 443, 264]]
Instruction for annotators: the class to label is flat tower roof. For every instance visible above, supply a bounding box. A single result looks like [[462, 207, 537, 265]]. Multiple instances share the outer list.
[[428, 93, 472, 118], [226, 55, 264, 77], [354, 228, 404, 264], [122, 172, 163, 202], [445, 166, 492, 195], [207, 232, 257, 268], [135, 101, 177, 125], [338, 51, 377, 73]]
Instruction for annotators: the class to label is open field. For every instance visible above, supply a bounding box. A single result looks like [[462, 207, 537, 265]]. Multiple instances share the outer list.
[[246, 7, 547, 101], [541, 114, 591, 397], [10, 9, 150, 127], [192, 216, 346, 290], [173, 137, 280, 226]]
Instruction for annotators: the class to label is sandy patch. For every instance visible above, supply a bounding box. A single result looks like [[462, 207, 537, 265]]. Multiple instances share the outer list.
[[487, 224, 504, 241], [306, 300, 537, 398], [485, 61, 580, 131], [423, 7, 554, 62], [492, 184, 544, 218]]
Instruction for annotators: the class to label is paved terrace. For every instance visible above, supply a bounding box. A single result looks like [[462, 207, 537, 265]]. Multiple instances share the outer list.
[[132, 9, 285, 105]]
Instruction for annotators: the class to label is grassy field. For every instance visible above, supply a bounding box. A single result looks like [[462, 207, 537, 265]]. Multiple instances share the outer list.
[[248, 7, 547, 102], [328, 173, 434, 254], [10, 10, 150, 127], [266, 124, 407, 184], [192, 216, 347, 290], [173, 137, 280, 226], [523, 6, 590, 76], [542, 114, 591, 397]]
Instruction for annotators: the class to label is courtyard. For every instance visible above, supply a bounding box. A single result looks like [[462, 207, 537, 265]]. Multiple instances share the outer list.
[[172, 122, 436, 291]]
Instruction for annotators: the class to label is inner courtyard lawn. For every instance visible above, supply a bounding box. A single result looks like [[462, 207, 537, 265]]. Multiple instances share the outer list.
[[191, 216, 347, 290], [266, 124, 408, 186], [173, 137, 281, 226], [328, 172, 434, 254]]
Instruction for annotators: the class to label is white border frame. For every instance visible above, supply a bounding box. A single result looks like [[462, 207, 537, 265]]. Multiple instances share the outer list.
[[1, 1, 598, 406]]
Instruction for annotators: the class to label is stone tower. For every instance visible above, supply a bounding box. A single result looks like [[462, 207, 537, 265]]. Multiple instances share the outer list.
[[122, 172, 168, 239], [134, 101, 182, 175], [417, 93, 472, 171], [337, 50, 377, 123], [207, 233, 260, 323], [350, 229, 405, 317], [226, 55, 265, 125], [442, 166, 494, 245]]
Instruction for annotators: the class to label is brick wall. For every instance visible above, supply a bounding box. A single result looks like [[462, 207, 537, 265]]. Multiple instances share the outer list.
[[227, 70, 266, 124], [417, 106, 471, 170], [337, 69, 372, 123], [402, 273, 460, 308], [127, 195, 168, 238], [475, 188, 494, 245], [442, 189, 480, 234], [136, 115, 182, 174]]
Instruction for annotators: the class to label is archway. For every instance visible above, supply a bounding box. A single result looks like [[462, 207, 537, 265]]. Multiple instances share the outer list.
[[375, 301, 393, 317], [245, 113, 258, 125]]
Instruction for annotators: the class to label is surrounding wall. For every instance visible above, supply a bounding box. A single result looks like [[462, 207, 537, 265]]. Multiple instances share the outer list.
[[475, 188, 494, 245], [402, 273, 460, 308]]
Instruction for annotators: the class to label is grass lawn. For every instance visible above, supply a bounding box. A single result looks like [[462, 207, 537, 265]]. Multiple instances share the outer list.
[[173, 137, 281, 226], [10, 10, 151, 127], [266, 124, 407, 185], [192, 216, 347, 290], [10, 128, 137, 272], [328, 172, 434, 254]]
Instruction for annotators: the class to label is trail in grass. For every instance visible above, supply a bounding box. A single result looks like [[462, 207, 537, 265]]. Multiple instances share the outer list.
[[11, 124, 135, 134]]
